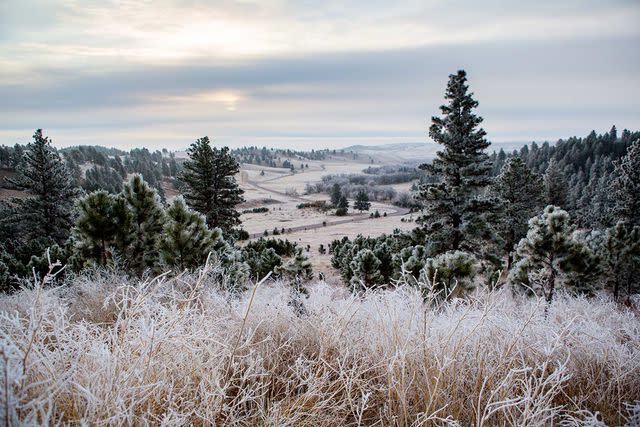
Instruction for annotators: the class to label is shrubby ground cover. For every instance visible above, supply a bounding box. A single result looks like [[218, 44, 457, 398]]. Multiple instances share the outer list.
[[0, 262, 638, 425]]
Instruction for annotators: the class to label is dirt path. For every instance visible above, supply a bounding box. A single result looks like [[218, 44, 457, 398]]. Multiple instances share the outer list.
[[246, 177, 308, 202]]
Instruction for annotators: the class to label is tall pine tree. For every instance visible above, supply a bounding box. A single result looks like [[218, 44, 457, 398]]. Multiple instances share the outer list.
[[180, 136, 244, 234], [7, 129, 78, 244], [416, 70, 494, 256]]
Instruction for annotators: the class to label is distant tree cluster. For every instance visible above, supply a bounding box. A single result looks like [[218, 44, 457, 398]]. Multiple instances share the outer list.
[[489, 126, 639, 228], [305, 168, 418, 203], [2, 141, 183, 201], [231, 146, 329, 169]]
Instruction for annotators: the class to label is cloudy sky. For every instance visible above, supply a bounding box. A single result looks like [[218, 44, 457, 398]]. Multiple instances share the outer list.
[[1, 0, 639, 150]]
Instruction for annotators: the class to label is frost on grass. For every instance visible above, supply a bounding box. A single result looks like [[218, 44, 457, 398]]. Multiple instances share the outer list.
[[0, 267, 639, 426]]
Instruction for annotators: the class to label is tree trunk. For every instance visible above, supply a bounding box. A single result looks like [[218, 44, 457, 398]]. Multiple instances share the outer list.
[[546, 268, 556, 303], [101, 238, 107, 266]]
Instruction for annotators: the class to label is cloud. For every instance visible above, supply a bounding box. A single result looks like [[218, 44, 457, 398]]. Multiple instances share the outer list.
[[0, 0, 639, 149]]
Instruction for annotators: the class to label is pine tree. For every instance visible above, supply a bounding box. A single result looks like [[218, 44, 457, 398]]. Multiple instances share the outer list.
[[423, 250, 479, 301], [330, 183, 342, 207], [492, 157, 544, 268], [349, 249, 383, 291], [122, 174, 165, 275], [275, 248, 313, 282], [354, 190, 371, 212], [339, 195, 348, 209], [612, 141, 640, 226], [180, 136, 244, 234], [509, 206, 598, 304], [335, 194, 349, 216], [158, 197, 219, 270], [257, 248, 283, 277], [8, 129, 78, 244], [543, 159, 569, 208], [599, 221, 640, 302], [416, 70, 495, 256], [71, 191, 130, 267]]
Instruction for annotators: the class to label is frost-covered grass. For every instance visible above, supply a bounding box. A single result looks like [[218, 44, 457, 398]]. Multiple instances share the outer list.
[[1, 267, 639, 426]]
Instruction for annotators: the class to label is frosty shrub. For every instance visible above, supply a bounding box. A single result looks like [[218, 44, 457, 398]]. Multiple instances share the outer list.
[[422, 250, 480, 300], [509, 206, 599, 303], [349, 249, 383, 291], [0, 270, 638, 425]]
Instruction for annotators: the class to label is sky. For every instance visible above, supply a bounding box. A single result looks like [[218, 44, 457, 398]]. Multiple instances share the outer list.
[[1, 0, 639, 151]]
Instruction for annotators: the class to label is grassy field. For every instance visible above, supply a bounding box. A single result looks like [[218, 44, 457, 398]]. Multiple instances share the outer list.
[[1, 268, 638, 425]]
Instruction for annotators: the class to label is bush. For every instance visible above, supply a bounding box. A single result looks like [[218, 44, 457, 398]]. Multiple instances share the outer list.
[[335, 207, 348, 216], [233, 229, 250, 241], [242, 207, 269, 214], [297, 201, 328, 210]]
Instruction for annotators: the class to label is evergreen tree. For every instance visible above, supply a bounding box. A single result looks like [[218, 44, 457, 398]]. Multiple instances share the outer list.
[[180, 136, 244, 234], [349, 249, 383, 291], [599, 221, 640, 302], [169, 154, 178, 177], [257, 248, 283, 278], [338, 195, 349, 209], [423, 250, 479, 301], [509, 206, 598, 304], [122, 175, 165, 275], [335, 194, 349, 216], [354, 190, 371, 213], [83, 165, 124, 194], [330, 183, 342, 207], [416, 70, 495, 256], [71, 191, 130, 267], [7, 129, 78, 244], [275, 248, 313, 282], [612, 141, 640, 226], [543, 159, 569, 208], [158, 197, 219, 270], [492, 157, 544, 268]]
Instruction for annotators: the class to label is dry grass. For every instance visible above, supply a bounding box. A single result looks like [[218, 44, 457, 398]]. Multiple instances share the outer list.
[[1, 266, 639, 426]]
